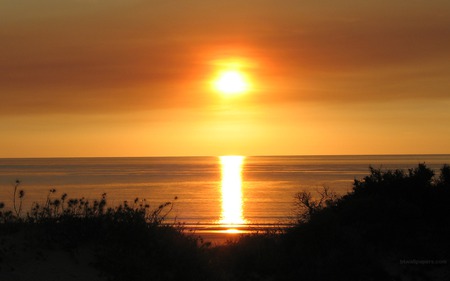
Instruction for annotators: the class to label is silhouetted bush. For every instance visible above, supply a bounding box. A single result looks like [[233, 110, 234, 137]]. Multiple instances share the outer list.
[[280, 163, 450, 281]]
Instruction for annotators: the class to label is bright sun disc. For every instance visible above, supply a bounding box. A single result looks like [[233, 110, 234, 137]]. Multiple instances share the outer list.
[[214, 70, 249, 95]]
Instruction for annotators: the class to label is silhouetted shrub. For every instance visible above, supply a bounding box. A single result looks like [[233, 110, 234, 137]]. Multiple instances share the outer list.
[[294, 186, 339, 223], [437, 164, 450, 188], [281, 163, 450, 281]]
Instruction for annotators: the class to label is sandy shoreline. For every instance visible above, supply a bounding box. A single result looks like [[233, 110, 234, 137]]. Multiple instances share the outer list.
[[190, 231, 243, 246]]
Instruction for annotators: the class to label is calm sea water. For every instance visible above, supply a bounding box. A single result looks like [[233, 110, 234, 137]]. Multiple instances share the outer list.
[[1, 155, 449, 228]]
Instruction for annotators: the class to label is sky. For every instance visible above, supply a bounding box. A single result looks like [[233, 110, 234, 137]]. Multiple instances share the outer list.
[[1, 0, 450, 157]]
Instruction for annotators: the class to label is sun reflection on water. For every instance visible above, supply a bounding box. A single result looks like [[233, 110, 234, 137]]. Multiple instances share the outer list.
[[219, 156, 246, 227]]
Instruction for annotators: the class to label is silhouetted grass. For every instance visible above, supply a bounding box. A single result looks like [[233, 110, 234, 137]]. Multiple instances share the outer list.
[[0, 190, 211, 280], [1, 163, 450, 280]]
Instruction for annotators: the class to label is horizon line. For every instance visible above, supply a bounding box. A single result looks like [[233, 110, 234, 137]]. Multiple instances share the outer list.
[[1, 153, 450, 160]]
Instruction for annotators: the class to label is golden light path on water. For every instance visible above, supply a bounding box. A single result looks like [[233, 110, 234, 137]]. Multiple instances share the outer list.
[[219, 156, 246, 231]]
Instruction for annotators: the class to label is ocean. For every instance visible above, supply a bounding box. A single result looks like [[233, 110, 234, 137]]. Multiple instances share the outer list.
[[1, 155, 449, 230]]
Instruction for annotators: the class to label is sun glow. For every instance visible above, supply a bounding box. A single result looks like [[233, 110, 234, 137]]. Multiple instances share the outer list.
[[219, 156, 246, 226], [214, 70, 249, 95], [208, 55, 256, 96]]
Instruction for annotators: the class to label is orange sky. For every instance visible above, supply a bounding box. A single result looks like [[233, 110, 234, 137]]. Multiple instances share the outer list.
[[1, 0, 450, 157]]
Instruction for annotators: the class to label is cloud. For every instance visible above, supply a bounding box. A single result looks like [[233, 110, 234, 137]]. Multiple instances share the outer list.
[[1, 0, 450, 116], [247, 11, 450, 103]]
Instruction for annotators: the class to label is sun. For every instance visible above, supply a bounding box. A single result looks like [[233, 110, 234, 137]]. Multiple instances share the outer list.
[[214, 70, 250, 95]]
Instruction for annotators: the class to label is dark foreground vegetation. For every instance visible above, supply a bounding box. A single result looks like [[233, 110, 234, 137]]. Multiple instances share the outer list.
[[1, 164, 449, 280]]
